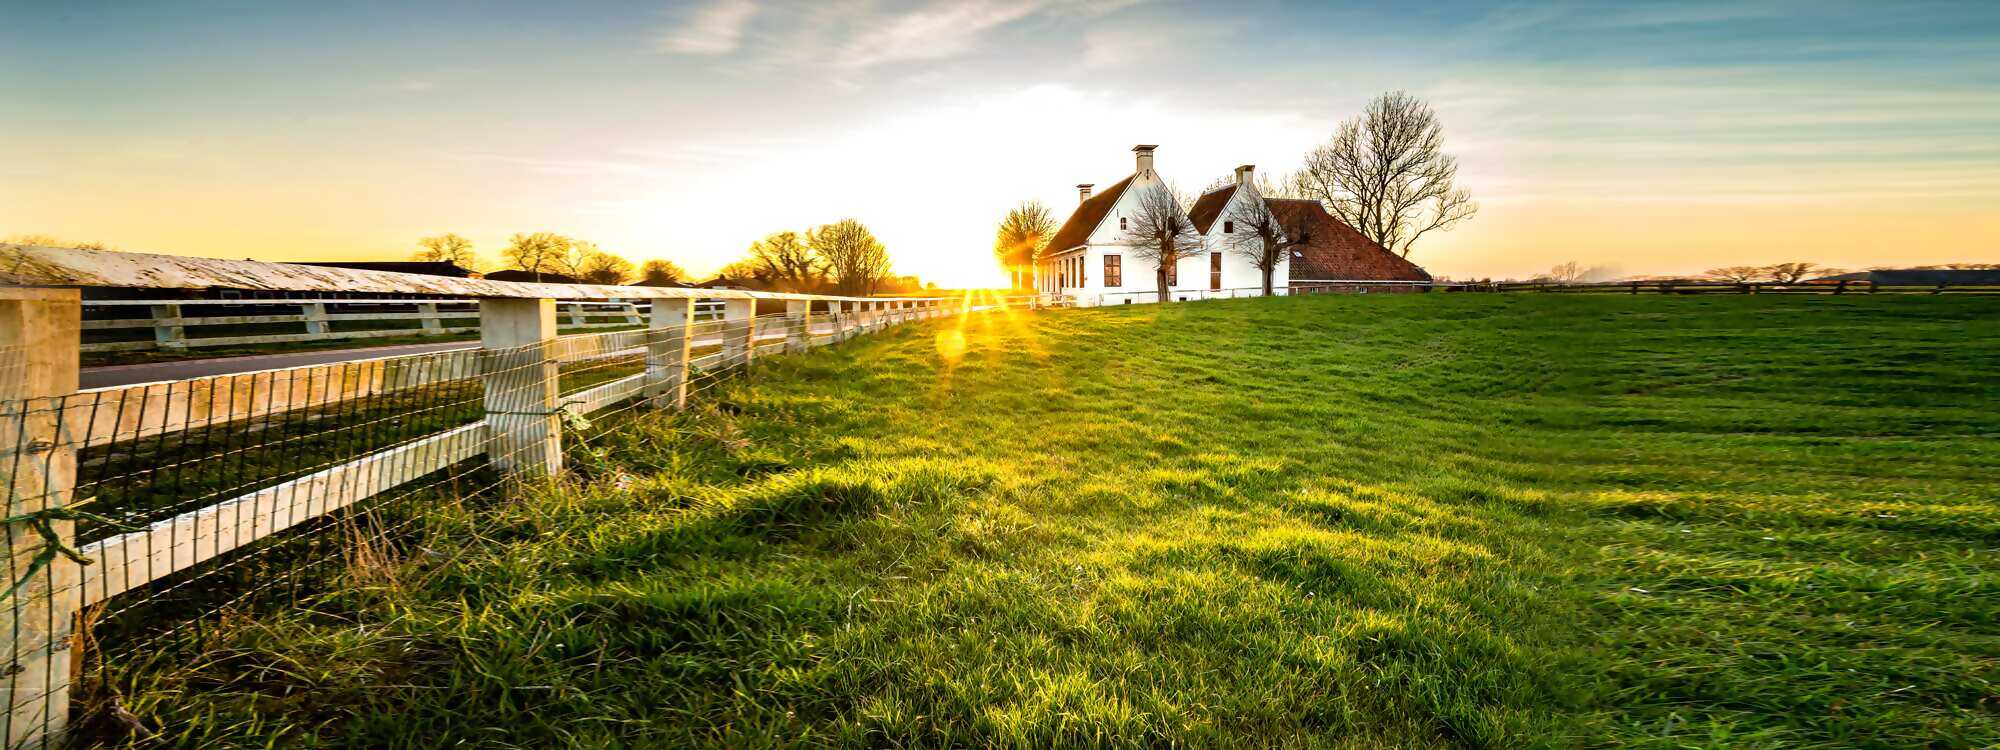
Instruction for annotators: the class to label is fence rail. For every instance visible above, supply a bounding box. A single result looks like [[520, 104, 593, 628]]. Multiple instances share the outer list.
[[81, 298, 729, 353], [1472, 280, 2000, 295], [0, 243, 999, 747]]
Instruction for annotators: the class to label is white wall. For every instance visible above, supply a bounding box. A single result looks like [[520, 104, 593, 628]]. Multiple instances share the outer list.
[[1041, 160, 1292, 306]]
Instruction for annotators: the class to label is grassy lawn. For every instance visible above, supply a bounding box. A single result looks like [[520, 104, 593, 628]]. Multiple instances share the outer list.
[[93, 294, 1998, 748]]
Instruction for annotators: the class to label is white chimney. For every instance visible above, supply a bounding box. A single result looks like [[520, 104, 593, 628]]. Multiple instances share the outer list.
[[1235, 164, 1255, 185], [1133, 144, 1157, 175], [1077, 183, 1094, 202]]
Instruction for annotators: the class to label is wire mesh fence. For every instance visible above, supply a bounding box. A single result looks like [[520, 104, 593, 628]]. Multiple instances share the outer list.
[[0, 292, 996, 747]]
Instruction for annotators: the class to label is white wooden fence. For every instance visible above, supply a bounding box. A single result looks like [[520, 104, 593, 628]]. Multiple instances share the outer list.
[[81, 298, 729, 352], [0, 243, 994, 747]]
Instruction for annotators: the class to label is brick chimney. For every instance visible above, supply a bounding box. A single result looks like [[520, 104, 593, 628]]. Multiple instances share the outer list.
[[1133, 144, 1157, 175], [1077, 183, 1094, 203], [1235, 164, 1255, 185]]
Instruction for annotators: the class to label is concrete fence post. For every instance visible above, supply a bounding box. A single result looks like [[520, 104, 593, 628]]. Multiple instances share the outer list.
[[644, 298, 692, 410], [722, 299, 755, 369], [1, 287, 82, 748], [417, 303, 443, 332], [623, 303, 645, 326], [149, 303, 186, 350], [785, 301, 810, 353], [563, 303, 586, 329], [301, 302, 330, 336], [480, 298, 560, 479]]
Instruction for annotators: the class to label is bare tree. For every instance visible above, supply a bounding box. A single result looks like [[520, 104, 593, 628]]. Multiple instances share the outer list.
[[637, 259, 686, 286], [994, 201, 1056, 290], [414, 233, 478, 270], [713, 259, 773, 287], [1764, 262, 1833, 284], [1294, 91, 1477, 259], [4, 234, 113, 251], [747, 231, 825, 292], [1549, 261, 1584, 284], [812, 219, 893, 296], [552, 239, 597, 279], [577, 250, 635, 285], [502, 232, 571, 279], [1121, 184, 1203, 303], [1223, 195, 1310, 296], [1705, 266, 1764, 283]]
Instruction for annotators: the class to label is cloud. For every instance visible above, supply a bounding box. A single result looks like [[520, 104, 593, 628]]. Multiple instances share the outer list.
[[671, 0, 1146, 75], [657, 0, 759, 56], [1080, 16, 1236, 70], [836, 0, 1045, 69]]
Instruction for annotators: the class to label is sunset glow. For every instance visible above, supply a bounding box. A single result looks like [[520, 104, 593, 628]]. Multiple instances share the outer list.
[[4, 1, 1996, 284]]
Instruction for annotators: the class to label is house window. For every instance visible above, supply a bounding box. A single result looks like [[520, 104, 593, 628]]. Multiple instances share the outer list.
[[1103, 255, 1122, 287], [1075, 255, 1085, 286], [1224, 220, 1234, 234], [1210, 252, 1223, 290], [1119, 217, 1128, 230]]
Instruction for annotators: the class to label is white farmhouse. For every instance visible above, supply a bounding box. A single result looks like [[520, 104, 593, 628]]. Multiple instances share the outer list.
[[1037, 144, 1430, 304]]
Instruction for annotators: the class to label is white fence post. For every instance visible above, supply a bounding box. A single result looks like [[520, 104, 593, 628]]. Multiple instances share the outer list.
[[480, 298, 560, 479], [301, 302, 329, 336], [417, 303, 442, 332], [1, 288, 81, 748], [722, 299, 755, 369], [645, 298, 692, 410], [785, 301, 810, 353], [622, 303, 644, 327], [149, 303, 186, 350]]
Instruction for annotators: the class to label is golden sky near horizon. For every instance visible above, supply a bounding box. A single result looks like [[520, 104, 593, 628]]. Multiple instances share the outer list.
[[4, 1, 1997, 286]]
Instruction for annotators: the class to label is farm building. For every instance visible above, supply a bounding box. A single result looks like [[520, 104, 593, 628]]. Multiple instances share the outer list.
[[1036, 145, 1431, 304]]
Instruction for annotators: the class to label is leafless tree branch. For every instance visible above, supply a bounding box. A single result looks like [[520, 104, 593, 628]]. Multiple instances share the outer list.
[[1121, 184, 1203, 303], [1294, 91, 1478, 260]]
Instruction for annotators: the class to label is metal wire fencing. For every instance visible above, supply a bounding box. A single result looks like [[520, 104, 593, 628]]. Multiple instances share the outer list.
[[0, 294, 964, 747]]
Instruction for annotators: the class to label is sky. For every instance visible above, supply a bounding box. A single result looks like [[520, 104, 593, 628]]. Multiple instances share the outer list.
[[3, 0, 1998, 285]]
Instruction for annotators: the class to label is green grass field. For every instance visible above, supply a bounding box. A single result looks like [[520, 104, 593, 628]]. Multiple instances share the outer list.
[[94, 294, 1998, 748]]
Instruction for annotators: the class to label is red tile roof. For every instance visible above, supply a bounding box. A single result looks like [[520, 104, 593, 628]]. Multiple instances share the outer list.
[[1186, 186, 1236, 234], [1042, 174, 1134, 258], [1268, 199, 1431, 282]]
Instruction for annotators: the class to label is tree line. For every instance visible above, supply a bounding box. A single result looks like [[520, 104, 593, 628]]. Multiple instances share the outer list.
[[1518, 260, 2000, 286], [994, 90, 1477, 299], [412, 233, 684, 286], [410, 217, 919, 294], [708, 219, 907, 295]]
